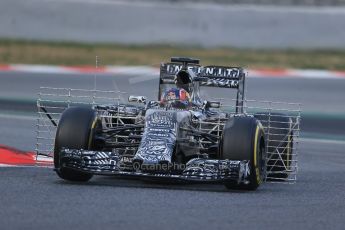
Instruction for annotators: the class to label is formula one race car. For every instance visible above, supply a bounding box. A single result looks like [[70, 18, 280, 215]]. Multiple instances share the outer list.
[[36, 57, 301, 190]]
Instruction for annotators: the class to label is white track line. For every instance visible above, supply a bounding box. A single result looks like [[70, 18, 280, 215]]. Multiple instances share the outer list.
[[1, 64, 345, 79], [300, 137, 345, 145]]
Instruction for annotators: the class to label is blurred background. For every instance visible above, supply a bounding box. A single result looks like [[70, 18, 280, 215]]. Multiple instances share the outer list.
[[1, 0, 345, 67], [2, 0, 345, 47]]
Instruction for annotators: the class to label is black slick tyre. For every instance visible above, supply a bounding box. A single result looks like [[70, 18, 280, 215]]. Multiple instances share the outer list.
[[220, 116, 266, 190], [54, 107, 99, 182]]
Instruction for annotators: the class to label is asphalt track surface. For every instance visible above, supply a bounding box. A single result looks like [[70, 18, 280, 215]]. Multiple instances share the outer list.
[[0, 71, 345, 229], [1, 0, 345, 48], [0, 130, 344, 230]]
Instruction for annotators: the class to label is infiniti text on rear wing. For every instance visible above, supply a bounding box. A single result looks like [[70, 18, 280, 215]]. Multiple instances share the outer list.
[[160, 63, 245, 89]]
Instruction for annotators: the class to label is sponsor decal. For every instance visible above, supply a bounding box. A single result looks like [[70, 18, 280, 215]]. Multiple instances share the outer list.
[[165, 64, 201, 75], [163, 63, 240, 79], [134, 110, 177, 164], [203, 66, 240, 78]]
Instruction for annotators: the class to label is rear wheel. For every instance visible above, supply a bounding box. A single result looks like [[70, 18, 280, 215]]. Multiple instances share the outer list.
[[254, 112, 293, 179], [54, 107, 100, 182], [220, 116, 266, 190]]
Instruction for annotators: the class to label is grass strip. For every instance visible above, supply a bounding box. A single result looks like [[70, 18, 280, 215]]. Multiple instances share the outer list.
[[1, 39, 345, 70]]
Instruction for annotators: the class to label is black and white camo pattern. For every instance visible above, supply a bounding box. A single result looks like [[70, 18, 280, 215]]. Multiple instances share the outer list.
[[61, 148, 121, 172], [182, 158, 250, 181], [95, 104, 143, 116], [200, 78, 239, 88], [133, 109, 177, 164], [59, 148, 250, 182]]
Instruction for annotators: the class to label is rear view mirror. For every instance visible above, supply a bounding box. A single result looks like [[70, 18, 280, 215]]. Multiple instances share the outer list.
[[128, 96, 147, 104], [203, 100, 221, 109]]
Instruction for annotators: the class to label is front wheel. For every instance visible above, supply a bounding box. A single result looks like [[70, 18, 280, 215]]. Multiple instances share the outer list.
[[54, 107, 100, 182], [220, 116, 266, 190]]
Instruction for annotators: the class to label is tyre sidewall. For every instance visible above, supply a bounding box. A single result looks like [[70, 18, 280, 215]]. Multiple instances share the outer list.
[[221, 116, 266, 190], [54, 107, 98, 181]]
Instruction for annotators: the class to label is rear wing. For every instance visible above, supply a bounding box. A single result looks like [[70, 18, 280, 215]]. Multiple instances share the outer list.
[[160, 60, 246, 113], [160, 62, 245, 89]]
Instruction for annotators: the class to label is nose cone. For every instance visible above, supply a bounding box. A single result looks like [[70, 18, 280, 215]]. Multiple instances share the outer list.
[[133, 110, 177, 167]]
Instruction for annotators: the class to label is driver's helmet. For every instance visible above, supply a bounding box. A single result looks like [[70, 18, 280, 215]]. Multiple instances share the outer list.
[[161, 88, 191, 108], [174, 69, 192, 92], [160, 70, 193, 108]]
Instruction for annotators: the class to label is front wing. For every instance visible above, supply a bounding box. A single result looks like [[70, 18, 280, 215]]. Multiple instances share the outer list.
[[59, 149, 251, 184]]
